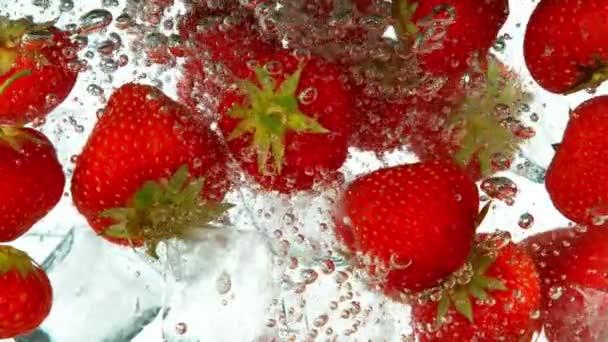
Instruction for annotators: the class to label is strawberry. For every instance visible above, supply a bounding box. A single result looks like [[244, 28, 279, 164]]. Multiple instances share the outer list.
[[524, 0, 608, 94], [71, 83, 232, 257], [348, 85, 412, 153], [0, 245, 52, 339], [392, 0, 509, 77], [412, 233, 541, 342], [0, 126, 65, 242], [521, 227, 608, 341], [217, 51, 352, 193], [408, 55, 533, 180], [177, 3, 277, 114], [0, 17, 79, 124], [333, 160, 479, 294], [545, 96, 608, 227]]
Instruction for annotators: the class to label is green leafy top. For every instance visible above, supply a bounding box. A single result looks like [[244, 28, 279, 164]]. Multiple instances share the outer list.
[[0, 245, 37, 278], [0, 16, 56, 93], [452, 58, 533, 176], [226, 64, 330, 176], [100, 165, 233, 258], [434, 248, 507, 324], [392, 0, 419, 37]]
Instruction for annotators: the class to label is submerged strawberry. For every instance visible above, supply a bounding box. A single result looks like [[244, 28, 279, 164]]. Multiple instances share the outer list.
[[545, 96, 608, 227], [71, 83, 231, 256], [393, 0, 509, 77], [412, 234, 541, 342], [408, 56, 532, 179], [522, 227, 608, 341], [0, 17, 78, 124], [524, 0, 608, 94], [0, 245, 52, 339], [218, 51, 352, 193], [177, 3, 277, 114], [333, 160, 479, 294], [0, 126, 65, 242]]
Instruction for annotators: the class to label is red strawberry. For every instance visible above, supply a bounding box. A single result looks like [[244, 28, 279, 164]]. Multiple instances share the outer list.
[[333, 160, 479, 294], [0, 245, 52, 339], [0, 17, 79, 124], [218, 51, 352, 193], [545, 96, 608, 227], [524, 0, 608, 94], [408, 55, 532, 180], [412, 234, 541, 342], [521, 227, 608, 341], [393, 0, 509, 77], [348, 85, 412, 153], [177, 4, 276, 72], [71, 83, 231, 256], [177, 4, 277, 114], [0, 126, 65, 242]]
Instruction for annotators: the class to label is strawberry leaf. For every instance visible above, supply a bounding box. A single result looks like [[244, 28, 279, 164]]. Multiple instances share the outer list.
[[97, 165, 233, 258], [436, 295, 450, 324], [478, 275, 507, 291], [450, 288, 474, 323], [103, 223, 131, 239], [227, 64, 330, 176]]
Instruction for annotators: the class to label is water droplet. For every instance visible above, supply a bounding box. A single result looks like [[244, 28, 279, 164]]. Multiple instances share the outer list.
[[298, 87, 318, 105], [80, 9, 114, 35], [549, 286, 564, 300], [313, 314, 328, 327], [301, 269, 318, 285], [60, 0, 74, 11], [320, 259, 335, 274], [175, 322, 187, 335], [115, 14, 134, 30], [481, 177, 517, 205], [529, 112, 539, 122], [216, 270, 232, 295], [588, 204, 608, 226], [87, 84, 104, 96], [264, 60, 283, 75], [518, 213, 534, 229]]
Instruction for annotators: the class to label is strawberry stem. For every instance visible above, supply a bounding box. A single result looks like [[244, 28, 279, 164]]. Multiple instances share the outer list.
[[100, 165, 234, 258], [0, 245, 37, 278], [392, 0, 419, 38], [226, 64, 330, 175]]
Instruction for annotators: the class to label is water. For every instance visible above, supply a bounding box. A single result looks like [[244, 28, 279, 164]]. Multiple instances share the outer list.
[[1, 0, 607, 341]]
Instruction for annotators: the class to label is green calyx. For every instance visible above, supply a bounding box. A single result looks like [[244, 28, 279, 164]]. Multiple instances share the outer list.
[[566, 57, 608, 95], [0, 125, 46, 150], [0, 17, 32, 76], [0, 16, 54, 77], [0, 245, 37, 278], [433, 247, 507, 325], [392, 0, 419, 37], [100, 165, 234, 258], [451, 58, 532, 176], [227, 64, 330, 176]]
